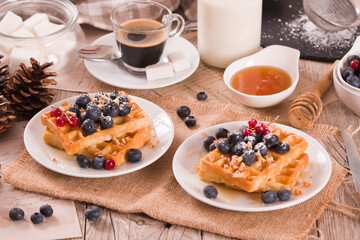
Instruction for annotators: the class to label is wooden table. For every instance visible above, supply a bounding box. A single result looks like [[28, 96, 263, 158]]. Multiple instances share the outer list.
[[1, 24, 359, 240]]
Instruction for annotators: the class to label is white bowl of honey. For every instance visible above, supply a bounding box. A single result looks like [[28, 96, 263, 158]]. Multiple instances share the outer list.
[[223, 45, 300, 108]]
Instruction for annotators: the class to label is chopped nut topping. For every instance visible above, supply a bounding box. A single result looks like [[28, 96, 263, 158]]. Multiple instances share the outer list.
[[149, 140, 160, 149], [95, 150, 105, 156], [122, 137, 127, 144], [294, 188, 303, 195], [239, 162, 245, 172], [303, 181, 311, 188], [233, 170, 245, 178], [265, 156, 274, 164], [247, 142, 252, 149], [66, 111, 76, 116], [112, 137, 121, 146]]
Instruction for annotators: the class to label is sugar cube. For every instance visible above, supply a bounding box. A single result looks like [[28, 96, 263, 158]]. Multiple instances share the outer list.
[[9, 47, 44, 72], [33, 21, 64, 36], [0, 11, 23, 35], [167, 50, 190, 72], [46, 38, 77, 71], [11, 27, 35, 38], [23, 13, 49, 33], [146, 62, 174, 81]]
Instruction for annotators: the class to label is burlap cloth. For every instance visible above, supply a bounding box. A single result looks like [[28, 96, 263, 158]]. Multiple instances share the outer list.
[[4, 93, 347, 240]]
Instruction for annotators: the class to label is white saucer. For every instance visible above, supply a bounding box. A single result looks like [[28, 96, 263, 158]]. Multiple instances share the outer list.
[[24, 94, 174, 178], [173, 121, 332, 212], [84, 33, 200, 89]]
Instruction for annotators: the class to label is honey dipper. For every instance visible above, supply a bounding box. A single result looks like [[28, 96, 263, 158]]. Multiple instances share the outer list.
[[288, 60, 338, 129]]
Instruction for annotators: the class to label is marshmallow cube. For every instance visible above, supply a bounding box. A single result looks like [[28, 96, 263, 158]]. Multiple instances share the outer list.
[[23, 13, 49, 33], [34, 21, 64, 36], [167, 50, 190, 72], [0, 11, 23, 35], [146, 62, 174, 81], [11, 27, 35, 38]]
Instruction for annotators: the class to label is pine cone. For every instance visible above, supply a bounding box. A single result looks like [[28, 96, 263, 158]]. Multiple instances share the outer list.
[[3, 58, 57, 115], [0, 55, 9, 93], [0, 95, 16, 134]]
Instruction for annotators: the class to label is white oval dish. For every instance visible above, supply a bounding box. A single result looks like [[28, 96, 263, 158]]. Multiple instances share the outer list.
[[172, 121, 332, 212], [223, 45, 300, 108], [24, 94, 174, 178], [333, 62, 360, 116], [336, 36, 360, 92]]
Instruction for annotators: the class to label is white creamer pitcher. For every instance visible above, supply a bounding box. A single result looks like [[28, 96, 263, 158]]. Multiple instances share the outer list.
[[197, 0, 263, 69]]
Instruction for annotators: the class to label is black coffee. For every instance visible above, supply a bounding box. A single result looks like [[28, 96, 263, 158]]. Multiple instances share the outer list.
[[116, 19, 166, 69]]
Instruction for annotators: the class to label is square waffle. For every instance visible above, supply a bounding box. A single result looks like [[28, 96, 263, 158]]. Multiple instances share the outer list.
[[197, 124, 308, 192], [41, 92, 151, 155], [43, 126, 152, 166]]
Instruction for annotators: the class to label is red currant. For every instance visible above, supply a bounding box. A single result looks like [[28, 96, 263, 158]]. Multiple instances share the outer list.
[[262, 129, 270, 135], [68, 115, 79, 128], [104, 159, 115, 170], [254, 123, 264, 133], [51, 108, 62, 117], [248, 119, 257, 128], [55, 116, 67, 127], [350, 59, 360, 71], [242, 128, 252, 136]]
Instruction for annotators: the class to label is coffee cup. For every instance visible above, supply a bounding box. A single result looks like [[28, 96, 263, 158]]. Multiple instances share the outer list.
[[110, 1, 185, 73]]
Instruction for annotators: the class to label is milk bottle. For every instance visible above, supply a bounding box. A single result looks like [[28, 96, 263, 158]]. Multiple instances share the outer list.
[[198, 0, 263, 69]]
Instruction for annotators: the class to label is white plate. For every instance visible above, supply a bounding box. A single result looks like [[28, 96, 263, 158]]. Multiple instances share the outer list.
[[84, 33, 200, 89], [173, 121, 332, 212], [24, 94, 174, 178]]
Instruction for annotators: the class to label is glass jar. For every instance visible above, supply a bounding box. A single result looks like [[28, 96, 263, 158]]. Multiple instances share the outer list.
[[0, 0, 86, 75]]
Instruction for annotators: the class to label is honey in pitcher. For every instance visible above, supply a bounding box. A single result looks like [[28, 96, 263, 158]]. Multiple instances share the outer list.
[[230, 66, 292, 95]]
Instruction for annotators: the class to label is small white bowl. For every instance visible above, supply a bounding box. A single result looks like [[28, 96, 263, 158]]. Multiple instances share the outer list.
[[333, 62, 360, 116], [223, 45, 300, 108], [336, 36, 360, 92]]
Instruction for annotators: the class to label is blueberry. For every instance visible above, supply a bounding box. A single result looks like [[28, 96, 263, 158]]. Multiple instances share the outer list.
[[76, 154, 91, 168], [40, 204, 53, 217], [118, 102, 131, 117], [251, 131, 263, 142], [346, 75, 360, 88], [9, 208, 24, 221], [85, 206, 102, 221], [231, 141, 248, 156], [209, 143, 216, 151], [86, 104, 101, 121], [203, 185, 218, 199], [30, 212, 44, 224], [215, 127, 229, 139], [227, 131, 243, 145], [68, 104, 80, 116], [79, 112, 88, 123], [184, 116, 196, 127], [242, 149, 257, 166], [253, 142, 268, 157], [277, 189, 292, 201], [347, 55, 360, 65], [263, 133, 279, 147], [216, 139, 231, 154], [103, 101, 120, 117], [94, 92, 107, 99], [261, 190, 277, 203], [244, 136, 257, 147], [197, 91, 208, 100], [99, 116, 113, 129], [126, 148, 142, 163], [176, 106, 191, 118], [92, 156, 106, 169], [117, 94, 129, 103], [109, 91, 118, 99], [203, 136, 216, 151], [81, 119, 97, 135], [75, 94, 91, 109], [239, 125, 249, 132], [274, 142, 290, 154], [341, 66, 355, 81]]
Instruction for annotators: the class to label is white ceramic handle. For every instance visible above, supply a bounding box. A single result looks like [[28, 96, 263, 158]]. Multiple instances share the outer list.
[[169, 13, 185, 38]]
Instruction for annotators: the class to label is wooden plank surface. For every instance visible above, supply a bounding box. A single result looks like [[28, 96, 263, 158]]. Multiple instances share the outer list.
[[1, 24, 359, 240]]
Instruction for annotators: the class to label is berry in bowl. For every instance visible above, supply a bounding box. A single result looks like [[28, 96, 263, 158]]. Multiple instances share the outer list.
[[223, 45, 300, 108]]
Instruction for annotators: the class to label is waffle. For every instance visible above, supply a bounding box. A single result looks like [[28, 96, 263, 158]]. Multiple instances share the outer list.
[[43, 126, 152, 166], [41, 92, 151, 155], [197, 124, 308, 192]]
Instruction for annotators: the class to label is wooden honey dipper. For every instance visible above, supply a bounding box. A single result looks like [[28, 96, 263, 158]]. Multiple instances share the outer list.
[[288, 60, 338, 129]]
